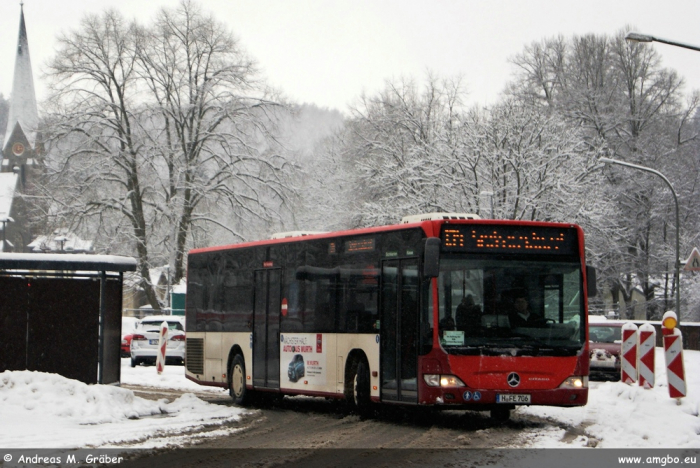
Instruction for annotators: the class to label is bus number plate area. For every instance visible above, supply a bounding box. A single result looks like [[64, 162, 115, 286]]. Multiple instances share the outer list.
[[496, 394, 531, 404]]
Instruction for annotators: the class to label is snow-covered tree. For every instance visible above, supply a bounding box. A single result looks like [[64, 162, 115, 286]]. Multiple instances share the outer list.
[[135, 0, 292, 283], [42, 2, 291, 307], [509, 29, 700, 319], [341, 75, 468, 226], [43, 10, 163, 307], [334, 74, 599, 228], [455, 98, 601, 223]]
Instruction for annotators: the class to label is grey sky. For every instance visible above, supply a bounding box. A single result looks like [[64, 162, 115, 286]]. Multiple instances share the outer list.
[[2, 0, 700, 111]]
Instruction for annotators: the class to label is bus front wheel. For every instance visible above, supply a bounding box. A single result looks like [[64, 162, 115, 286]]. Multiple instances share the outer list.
[[230, 354, 251, 406]]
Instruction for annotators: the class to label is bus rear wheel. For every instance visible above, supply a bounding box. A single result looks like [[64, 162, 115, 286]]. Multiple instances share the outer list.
[[230, 354, 251, 406], [351, 360, 371, 414]]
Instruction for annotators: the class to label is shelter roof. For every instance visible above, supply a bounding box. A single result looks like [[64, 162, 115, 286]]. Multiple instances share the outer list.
[[0, 253, 137, 272]]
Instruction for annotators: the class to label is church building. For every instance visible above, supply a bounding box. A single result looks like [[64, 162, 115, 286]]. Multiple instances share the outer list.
[[0, 4, 43, 252]]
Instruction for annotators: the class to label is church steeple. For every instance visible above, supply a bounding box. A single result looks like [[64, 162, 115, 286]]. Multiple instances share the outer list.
[[0, 3, 43, 253], [3, 2, 39, 154]]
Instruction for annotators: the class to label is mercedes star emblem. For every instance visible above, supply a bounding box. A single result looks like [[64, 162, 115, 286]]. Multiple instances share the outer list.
[[507, 372, 521, 387]]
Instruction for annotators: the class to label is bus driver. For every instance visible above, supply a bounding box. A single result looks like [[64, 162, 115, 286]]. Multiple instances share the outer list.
[[508, 290, 545, 328]]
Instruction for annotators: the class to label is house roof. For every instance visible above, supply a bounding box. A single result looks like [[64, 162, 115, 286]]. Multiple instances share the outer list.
[[28, 228, 94, 253]]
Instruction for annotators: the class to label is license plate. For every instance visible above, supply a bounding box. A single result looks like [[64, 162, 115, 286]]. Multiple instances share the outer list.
[[149, 339, 159, 345], [496, 394, 531, 404], [591, 360, 616, 368]]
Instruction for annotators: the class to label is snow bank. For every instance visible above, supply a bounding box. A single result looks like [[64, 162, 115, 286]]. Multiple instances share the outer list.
[[0, 370, 247, 448], [519, 348, 700, 448], [2, 350, 700, 448]]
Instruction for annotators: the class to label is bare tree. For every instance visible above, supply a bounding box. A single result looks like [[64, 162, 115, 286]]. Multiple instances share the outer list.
[[44, 10, 162, 308], [136, 0, 291, 283], [509, 29, 700, 319], [459, 98, 600, 223], [43, 2, 292, 307], [336, 74, 598, 228], [343, 74, 467, 226]]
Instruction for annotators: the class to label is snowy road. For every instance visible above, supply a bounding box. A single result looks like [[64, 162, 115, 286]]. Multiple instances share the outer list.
[[2, 349, 700, 461], [116, 385, 581, 467]]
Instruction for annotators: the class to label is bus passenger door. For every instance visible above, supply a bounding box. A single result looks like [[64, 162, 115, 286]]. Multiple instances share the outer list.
[[253, 269, 281, 389], [380, 258, 419, 403]]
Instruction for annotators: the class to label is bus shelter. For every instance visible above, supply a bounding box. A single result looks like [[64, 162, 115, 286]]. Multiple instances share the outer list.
[[0, 253, 137, 385]]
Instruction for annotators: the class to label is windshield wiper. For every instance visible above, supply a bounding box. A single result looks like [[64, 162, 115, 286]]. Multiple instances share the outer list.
[[476, 337, 581, 355]]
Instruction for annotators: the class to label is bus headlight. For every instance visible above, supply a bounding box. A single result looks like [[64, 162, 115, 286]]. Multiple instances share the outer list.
[[424, 374, 466, 388], [559, 376, 588, 389]]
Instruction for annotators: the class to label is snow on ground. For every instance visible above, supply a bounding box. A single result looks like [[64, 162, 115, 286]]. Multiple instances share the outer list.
[[0, 359, 241, 449], [120, 359, 228, 394], [518, 348, 700, 448], [1, 351, 699, 449]]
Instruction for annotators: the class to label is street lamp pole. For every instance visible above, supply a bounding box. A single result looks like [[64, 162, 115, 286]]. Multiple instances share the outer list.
[[626, 32, 700, 53], [600, 157, 681, 320], [166, 265, 171, 313], [623, 31, 696, 320]]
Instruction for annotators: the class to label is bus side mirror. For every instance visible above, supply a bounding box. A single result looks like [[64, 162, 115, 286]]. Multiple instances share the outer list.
[[424, 237, 441, 278], [586, 265, 597, 297]]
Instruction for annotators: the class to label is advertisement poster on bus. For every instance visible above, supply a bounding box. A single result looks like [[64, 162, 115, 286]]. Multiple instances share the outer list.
[[280, 333, 327, 387]]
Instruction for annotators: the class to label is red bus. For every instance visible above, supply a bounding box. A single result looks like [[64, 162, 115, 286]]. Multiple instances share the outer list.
[[184, 213, 596, 420]]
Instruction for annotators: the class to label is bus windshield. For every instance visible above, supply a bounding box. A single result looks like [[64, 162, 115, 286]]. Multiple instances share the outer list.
[[436, 256, 585, 356]]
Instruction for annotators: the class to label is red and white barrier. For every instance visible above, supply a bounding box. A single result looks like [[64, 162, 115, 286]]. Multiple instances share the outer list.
[[621, 322, 639, 384], [156, 321, 169, 375], [662, 311, 686, 400], [637, 323, 656, 389]]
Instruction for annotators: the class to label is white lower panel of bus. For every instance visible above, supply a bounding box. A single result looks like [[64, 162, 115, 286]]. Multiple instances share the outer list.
[[279, 333, 380, 398], [185, 331, 380, 400]]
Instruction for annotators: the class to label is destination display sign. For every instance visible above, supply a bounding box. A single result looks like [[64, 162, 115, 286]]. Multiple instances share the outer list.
[[345, 237, 375, 253], [441, 225, 578, 255]]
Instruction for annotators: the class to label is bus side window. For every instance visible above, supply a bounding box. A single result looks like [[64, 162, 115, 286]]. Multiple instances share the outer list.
[[340, 274, 379, 333], [302, 279, 316, 332], [281, 280, 304, 333], [340, 287, 364, 333], [309, 280, 336, 333]]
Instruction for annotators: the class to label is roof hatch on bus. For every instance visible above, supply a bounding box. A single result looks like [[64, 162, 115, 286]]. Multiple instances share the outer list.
[[270, 231, 328, 239], [400, 212, 481, 224]]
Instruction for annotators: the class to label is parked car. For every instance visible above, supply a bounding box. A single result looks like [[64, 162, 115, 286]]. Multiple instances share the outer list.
[[130, 315, 186, 367], [121, 317, 139, 358], [121, 333, 135, 358], [589, 320, 623, 381]]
